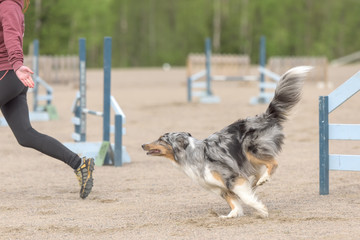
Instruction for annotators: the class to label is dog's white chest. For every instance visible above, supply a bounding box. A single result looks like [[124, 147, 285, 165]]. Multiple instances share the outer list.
[[182, 165, 223, 194], [183, 166, 203, 184]]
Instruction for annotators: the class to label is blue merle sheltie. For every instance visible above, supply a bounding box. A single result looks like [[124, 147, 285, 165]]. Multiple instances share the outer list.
[[142, 66, 312, 218]]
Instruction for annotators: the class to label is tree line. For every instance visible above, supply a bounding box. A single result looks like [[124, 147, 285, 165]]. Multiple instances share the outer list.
[[23, 0, 360, 67]]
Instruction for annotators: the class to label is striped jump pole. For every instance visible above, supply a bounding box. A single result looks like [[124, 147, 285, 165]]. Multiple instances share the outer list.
[[74, 38, 87, 142]]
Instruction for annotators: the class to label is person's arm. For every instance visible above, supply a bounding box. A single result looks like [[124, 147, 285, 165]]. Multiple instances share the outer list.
[[0, 1, 34, 88]]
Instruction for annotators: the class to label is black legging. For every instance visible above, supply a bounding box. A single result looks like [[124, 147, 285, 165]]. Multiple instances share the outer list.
[[0, 70, 81, 169]]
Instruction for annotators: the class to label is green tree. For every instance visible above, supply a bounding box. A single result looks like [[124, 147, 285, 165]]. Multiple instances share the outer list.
[[22, 0, 360, 67]]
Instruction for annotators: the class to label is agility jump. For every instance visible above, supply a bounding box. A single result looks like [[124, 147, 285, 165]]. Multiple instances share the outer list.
[[187, 38, 221, 103], [31, 39, 58, 119], [319, 70, 360, 195], [64, 37, 130, 167], [250, 36, 281, 105], [187, 36, 281, 104], [187, 38, 256, 103]]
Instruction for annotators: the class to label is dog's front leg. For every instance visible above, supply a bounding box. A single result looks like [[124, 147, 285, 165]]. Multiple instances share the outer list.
[[219, 191, 244, 218], [232, 178, 269, 218]]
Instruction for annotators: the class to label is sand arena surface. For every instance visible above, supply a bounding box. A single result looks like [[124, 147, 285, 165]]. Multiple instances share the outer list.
[[0, 65, 360, 239]]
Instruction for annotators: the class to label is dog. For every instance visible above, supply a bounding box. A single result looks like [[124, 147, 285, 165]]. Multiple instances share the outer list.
[[142, 66, 311, 218]]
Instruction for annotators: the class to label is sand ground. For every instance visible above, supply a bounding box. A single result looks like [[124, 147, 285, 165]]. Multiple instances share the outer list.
[[0, 65, 360, 240]]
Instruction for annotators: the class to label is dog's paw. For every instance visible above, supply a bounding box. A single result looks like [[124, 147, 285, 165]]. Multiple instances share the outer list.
[[256, 172, 270, 186], [219, 210, 244, 219]]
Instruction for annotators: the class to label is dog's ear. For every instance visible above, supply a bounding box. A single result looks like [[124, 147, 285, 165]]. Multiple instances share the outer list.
[[176, 136, 189, 149], [170, 133, 190, 154], [172, 136, 188, 161], [167, 133, 191, 162]]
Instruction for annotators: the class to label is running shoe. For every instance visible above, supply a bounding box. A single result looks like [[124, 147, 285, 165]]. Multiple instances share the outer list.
[[74, 157, 95, 199]]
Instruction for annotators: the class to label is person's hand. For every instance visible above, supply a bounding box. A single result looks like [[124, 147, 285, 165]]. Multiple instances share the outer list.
[[15, 66, 34, 88]]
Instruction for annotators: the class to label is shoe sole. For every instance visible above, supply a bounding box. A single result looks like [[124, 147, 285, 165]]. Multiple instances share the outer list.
[[80, 158, 95, 199]]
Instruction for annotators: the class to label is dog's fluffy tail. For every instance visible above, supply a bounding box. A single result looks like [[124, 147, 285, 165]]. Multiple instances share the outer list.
[[265, 66, 312, 123]]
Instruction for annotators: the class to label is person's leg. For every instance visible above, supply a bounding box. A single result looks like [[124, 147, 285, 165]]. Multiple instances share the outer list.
[[0, 70, 94, 198], [1, 86, 82, 169]]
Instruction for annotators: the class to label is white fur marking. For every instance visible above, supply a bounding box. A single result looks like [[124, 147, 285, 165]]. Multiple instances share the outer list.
[[183, 165, 200, 183], [285, 66, 313, 76], [256, 171, 270, 186], [220, 198, 244, 218], [204, 167, 225, 189], [188, 137, 195, 149], [233, 181, 268, 218]]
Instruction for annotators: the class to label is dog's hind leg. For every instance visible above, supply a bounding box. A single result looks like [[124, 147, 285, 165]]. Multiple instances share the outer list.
[[256, 158, 278, 186], [232, 177, 268, 218], [219, 191, 244, 218], [246, 152, 278, 186]]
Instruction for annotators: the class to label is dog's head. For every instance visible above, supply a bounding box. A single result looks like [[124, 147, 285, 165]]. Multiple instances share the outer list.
[[142, 132, 192, 163]]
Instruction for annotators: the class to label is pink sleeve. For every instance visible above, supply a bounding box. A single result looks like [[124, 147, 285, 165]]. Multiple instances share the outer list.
[[0, 1, 24, 71]]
